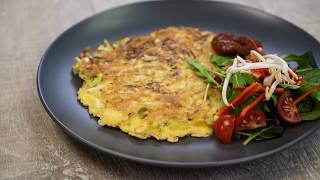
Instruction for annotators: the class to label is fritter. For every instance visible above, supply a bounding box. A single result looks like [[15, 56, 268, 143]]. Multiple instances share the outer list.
[[73, 27, 222, 142]]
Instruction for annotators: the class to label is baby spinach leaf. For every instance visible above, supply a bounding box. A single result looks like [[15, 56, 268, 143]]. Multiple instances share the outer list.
[[297, 97, 313, 113], [210, 55, 231, 67], [283, 51, 313, 68], [300, 100, 320, 121]]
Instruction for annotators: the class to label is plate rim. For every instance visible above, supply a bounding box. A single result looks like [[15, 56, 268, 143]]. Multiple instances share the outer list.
[[37, 0, 320, 167]]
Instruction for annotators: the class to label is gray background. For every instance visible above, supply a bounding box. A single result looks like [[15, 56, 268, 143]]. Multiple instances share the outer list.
[[1, 0, 320, 179]]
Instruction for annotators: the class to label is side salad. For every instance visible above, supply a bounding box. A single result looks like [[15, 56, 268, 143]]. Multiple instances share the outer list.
[[188, 33, 320, 145]]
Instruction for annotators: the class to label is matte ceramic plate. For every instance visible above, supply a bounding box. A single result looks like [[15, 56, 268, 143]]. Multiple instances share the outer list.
[[37, 0, 320, 167]]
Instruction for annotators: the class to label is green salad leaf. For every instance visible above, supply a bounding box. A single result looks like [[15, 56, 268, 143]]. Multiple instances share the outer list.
[[236, 126, 283, 146], [210, 55, 231, 67], [231, 72, 255, 87], [187, 60, 216, 84], [297, 69, 320, 101], [187, 59, 225, 86], [227, 73, 256, 102], [297, 96, 313, 113], [300, 100, 320, 121], [283, 51, 320, 120], [296, 67, 313, 73], [283, 51, 313, 68]]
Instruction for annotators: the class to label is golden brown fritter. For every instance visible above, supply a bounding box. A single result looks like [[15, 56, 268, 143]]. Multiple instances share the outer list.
[[73, 27, 222, 142]]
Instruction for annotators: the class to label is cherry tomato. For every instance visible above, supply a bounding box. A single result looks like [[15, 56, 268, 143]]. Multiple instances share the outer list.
[[277, 92, 301, 124], [214, 114, 235, 144], [212, 33, 262, 57], [235, 110, 266, 131]]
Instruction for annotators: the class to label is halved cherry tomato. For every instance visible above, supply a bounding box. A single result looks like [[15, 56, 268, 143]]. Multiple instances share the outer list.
[[214, 114, 236, 144], [235, 110, 266, 131], [277, 92, 301, 124]]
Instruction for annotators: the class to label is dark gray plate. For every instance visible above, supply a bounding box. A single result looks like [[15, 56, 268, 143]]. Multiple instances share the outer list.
[[37, 0, 320, 167]]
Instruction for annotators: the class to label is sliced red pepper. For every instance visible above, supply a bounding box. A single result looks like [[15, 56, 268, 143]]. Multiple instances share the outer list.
[[218, 83, 263, 116], [240, 93, 265, 118], [233, 86, 284, 93], [232, 86, 247, 90], [232, 82, 263, 107], [274, 88, 285, 93], [293, 83, 320, 106]]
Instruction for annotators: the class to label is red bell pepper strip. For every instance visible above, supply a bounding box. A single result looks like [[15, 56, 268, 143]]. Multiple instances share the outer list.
[[218, 83, 263, 116], [233, 86, 284, 93], [293, 83, 320, 106], [240, 93, 265, 118]]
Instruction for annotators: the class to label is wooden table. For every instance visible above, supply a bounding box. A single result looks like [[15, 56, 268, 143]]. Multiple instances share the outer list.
[[1, 0, 320, 179]]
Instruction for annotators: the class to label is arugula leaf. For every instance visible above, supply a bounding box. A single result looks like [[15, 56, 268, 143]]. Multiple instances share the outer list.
[[187, 60, 216, 84], [297, 69, 320, 101], [188, 59, 226, 86], [210, 55, 231, 67], [212, 66, 226, 79], [283, 51, 313, 68], [236, 126, 283, 145]]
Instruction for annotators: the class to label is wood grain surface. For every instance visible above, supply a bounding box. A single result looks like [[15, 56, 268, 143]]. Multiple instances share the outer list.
[[1, 0, 320, 179]]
